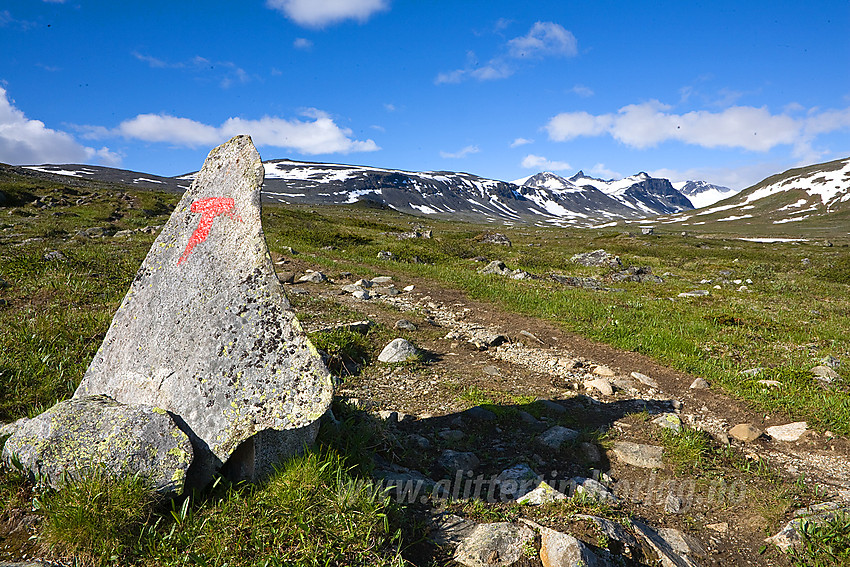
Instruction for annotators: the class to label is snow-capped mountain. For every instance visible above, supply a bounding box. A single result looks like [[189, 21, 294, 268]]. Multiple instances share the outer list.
[[654, 156, 850, 230], [672, 180, 736, 209]]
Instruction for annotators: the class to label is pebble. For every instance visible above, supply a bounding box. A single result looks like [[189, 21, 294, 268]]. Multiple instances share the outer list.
[[689, 378, 709, 389], [584, 378, 614, 396], [766, 422, 808, 442], [729, 423, 762, 442]]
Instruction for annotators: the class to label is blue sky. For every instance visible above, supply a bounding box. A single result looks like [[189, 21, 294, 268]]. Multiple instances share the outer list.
[[1, 0, 848, 189]]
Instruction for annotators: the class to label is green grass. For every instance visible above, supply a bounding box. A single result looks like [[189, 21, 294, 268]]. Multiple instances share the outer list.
[[792, 511, 850, 567]]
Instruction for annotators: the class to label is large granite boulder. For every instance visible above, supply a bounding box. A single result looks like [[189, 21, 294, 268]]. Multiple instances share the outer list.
[[75, 136, 333, 486], [1, 395, 192, 495]]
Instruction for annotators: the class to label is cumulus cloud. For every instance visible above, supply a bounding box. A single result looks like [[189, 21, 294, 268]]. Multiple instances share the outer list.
[[440, 145, 480, 159], [84, 109, 379, 155], [0, 87, 119, 166], [649, 162, 786, 192], [510, 137, 533, 147], [570, 84, 594, 97], [293, 37, 313, 50], [506, 21, 577, 59], [266, 0, 389, 28], [544, 100, 850, 154], [521, 154, 571, 171], [436, 21, 577, 84], [589, 163, 622, 180]]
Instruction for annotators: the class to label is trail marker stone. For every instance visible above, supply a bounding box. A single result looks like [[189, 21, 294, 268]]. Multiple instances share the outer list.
[[75, 136, 333, 486]]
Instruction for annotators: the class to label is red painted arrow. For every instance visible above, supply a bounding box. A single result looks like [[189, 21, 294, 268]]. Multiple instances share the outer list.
[[177, 197, 241, 265]]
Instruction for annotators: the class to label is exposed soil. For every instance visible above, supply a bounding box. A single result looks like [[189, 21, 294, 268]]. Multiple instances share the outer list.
[[282, 253, 850, 567]]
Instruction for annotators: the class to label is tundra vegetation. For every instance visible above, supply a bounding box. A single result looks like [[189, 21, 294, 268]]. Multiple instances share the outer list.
[[0, 168, 848, 565]]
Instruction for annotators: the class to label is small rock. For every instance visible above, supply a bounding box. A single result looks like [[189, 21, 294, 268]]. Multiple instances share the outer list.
[[496, 463, 539, 500], [482, 365, 500, 376], [378, 410, 399, 425], [454, 522, 535, 567], [665, 493, 684, 513], [728, 423, 762, 442], [352, 289, 370, 300], [517, 481, 566, 505], [536, 399, 566, 414], [371, 276, 393, 284], [811, 365, 839, 383], [409, 434, 431, 450], [584, 378, 614, 396], [478, 260, 510, 276], [678, 290, 709, 297], [652, 413, 682, 433], [428, 513, 477, 547], [820, 355, 841, 369], [631, 371, 659, 388], [378, 338, 419, 363], [572, 477, 618, 505], [571, 249, 621, 269], [395, 319, 417, 331], [766, 421, 807, 442], [706, 522, 728, 533], [403, 284, 415, 291], [610, 441, 664, 469], [689, 378, 709, 389], [740, 367, 764, 376], [579, 442, 601, 463], [593, 365, 616, 377], [757, 379, 782, 388], [353, 278, 373, 288], [463, 406, 497, 422], [377, 250, 393, 260], [43, 250, 66, 261], [537, 426, 579, 450], [438, 450, 479, 473], [632, 521, 701, 567], [438, 429, 465, 442]]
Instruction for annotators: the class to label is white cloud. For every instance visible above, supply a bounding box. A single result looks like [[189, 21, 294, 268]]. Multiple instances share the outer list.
[[648, 162, 785, 191], [589, 163, 621, 179], [510, 137, 533, 147], [132, 52, 253, 88], [266, 0, 389, 28], [293, 37, 313, 50], [436, 21, 577, 84], [0, 87, 119, 165], [440, 145, 479, 159], [87, 109, 379, 155], [521, 154, 571, 171], [570, 84, 594, 97], [507, 22, 577, 59], [545, 100, 850, 153]]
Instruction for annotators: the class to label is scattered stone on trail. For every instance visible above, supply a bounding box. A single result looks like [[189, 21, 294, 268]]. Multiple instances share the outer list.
[[438, 450, 480, 473], [478, 260, 511, 276], [482, 365, 500, 376], [1, 395, 192, 495], [394, 319, 417, 331], [766, 421, 808, 442], [495, 463, 539, 500], [728, 423, 762, 443], [571, 249, 621, 269], [298, 270, 328, 283], [341, 283, 364, 293], [585, 378, 614, 396], [811, 365, 839, 383], [652, 413, 682, 433], [403, 284, 415, 291], [521, 520, 604, 567], [462, 406, 497, 422], [706, 522, 728, 533], [378, 338, 419, 363], [610, 441, 664, 469], [572, 477, 618, 505], [74, 136, 333, 487], [454, 522, 536, 567], [371, 276, 393, 284], [689, 378, 709, 389], [352, 289, 371, 300], [517, 481, 566, 505], [631, 520, 701, 567], [593, 365, 616, 377], [537, 426, 580, 450], [519, 329, 544, 344], [677, 290, 709, 297], [353, 278, 372, 288], [631, 371, 659, 389], [579, 442, 602, 463]]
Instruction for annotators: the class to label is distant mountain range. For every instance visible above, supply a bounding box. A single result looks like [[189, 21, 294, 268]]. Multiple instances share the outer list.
[[18, 157, 849, 232], [653, 156, 850, 233]]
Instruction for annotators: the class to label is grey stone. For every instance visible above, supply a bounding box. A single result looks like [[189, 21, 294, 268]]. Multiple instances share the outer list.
[[811, 365, 839, 383], [656, 527, 706, 558], [408, 434, 431, 450], [652, 413, 682, 433], [315, 320, 374, 335], [593, 365, 616, 377], [739, 367, 763, 376], [482, 365, 500, 376], [579, 442, 602, 462], [352, 289, 370, 300], [371, 276, 393, 284], [478, 260, 510, 276], [571, 249, 621, 269], [585, 378, 614, 396], [728, 423, 762, 442], [496, 463, 539, 499], [438, 450, 479, 473], [298, 271, 328, 283], [378, 338, 419, 363], [341, 283, 364, 293], [43, 250, 66, 261], [631, 520, 701, 567], [537, 399, 566, 414], [377, 250, 393, 259], [610, 441, 664, 469], [766, 421, 807, 442], [631, 371, 659, 388], [479, 233, 512, 246], [537, 426, 580, 450], [454, 522, 535, 567], [664, 493, 684, 513], [689, 378, 709, 389], [820, 355, 841, 369], [438, 429, 465, 442], [74, 137, 333, 487], [516, 481, 566, 505], [677, 290, 709, 297], [395, 319, 417, 331], [572, 477, 619, 505], [1, 395, 192, 495], [353, 278, 372, 288], [523, 520, 605, 567], [576, 514, 639, 551]]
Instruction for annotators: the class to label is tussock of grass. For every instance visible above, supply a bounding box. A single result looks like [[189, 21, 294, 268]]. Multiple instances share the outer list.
[[792, 511, 850, 567]]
